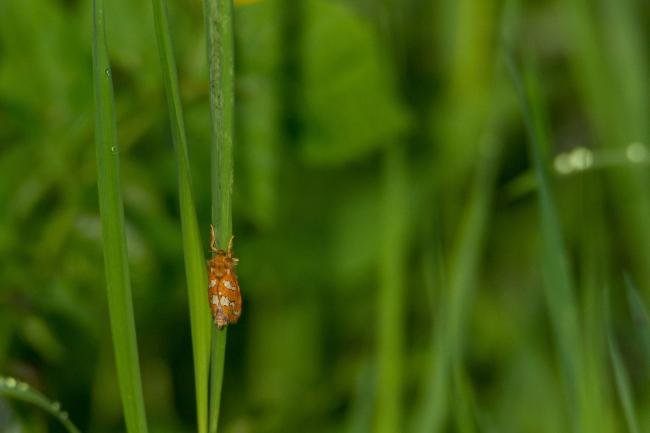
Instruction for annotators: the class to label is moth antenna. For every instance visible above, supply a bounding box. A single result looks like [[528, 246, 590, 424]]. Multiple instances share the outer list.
[[210, 224, 218, 253], [227, 235, 235, 257]]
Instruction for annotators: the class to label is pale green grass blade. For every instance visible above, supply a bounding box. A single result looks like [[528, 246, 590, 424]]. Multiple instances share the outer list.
[[376, 145, 408, 433], [150, 1, 212, 433], [92, 0, 149, 432], [608, 338, 639, 433], [605, 284, 640, 433], [0, 376, 81, 433], [203, 0, 235, 431], [506, 54, 586, 433], [624, 274, 650, 365]]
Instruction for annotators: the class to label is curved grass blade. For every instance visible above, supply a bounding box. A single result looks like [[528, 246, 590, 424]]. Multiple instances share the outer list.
[[0, 376, 80, 433], [202, 0, 235, 432], [604, 284, 640, 433], [150, 2, 212, 433], [624, 274, 650, 365], [92, 1, 149, 432]]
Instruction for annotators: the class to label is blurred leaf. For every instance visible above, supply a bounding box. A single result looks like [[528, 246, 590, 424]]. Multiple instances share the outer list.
[[300, 0, 410, 166], [235, 0, 282, 228]]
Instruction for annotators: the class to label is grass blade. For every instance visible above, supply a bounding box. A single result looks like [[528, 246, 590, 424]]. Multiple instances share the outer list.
[[412, 100, 503, 433], [149, 2, 212, 433], [0, 376, 81, 433], [604, 285, 640, 433], [92, 1, 149, 432], [203, 0, 235, 431], [375, 145, 408, 433], [624, 274, 650, 365], [506, 53, 586, 433]]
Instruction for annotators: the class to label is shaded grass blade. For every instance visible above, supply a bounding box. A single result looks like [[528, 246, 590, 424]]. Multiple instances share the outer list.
[[412, 101, 503, 433], [149, 1, 212, 433], [92, 0, 149, 431], [605, 284, 640, 433], [203, 0, 235, 431], [624, 274, 650, 365], [506, 54, 586, 433], [0, 376, 81, 433]]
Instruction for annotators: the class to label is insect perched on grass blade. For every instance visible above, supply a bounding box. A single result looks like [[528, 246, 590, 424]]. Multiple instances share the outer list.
[[207, 225, 242, 329]]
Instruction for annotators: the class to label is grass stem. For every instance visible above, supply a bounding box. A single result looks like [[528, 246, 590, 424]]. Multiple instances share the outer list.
[[92, 0, 149, 431], [150, 1, 212, 432]]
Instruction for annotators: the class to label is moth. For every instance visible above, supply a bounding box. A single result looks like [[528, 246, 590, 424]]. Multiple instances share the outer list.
[[207, 225, 242, 329]]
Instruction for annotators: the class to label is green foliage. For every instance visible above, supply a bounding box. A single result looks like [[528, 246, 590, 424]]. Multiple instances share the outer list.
[[1, 0, 649, 432]]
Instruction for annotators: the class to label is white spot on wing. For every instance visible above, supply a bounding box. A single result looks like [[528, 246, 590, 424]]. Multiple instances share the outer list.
[[223, 280, 234, 290], [211, 295, 219, 305], [219, 296, 231, 307], [209, 279, 217, 288]]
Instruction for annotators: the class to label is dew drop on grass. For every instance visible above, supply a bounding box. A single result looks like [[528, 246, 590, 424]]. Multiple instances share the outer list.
[[111, 145, 118, 154], [52, 402, 61, 411], [105, 68, 111, 78], [61, 411, 69, 420], [17, 382, 28, 391], [5, 378, 16, 388]]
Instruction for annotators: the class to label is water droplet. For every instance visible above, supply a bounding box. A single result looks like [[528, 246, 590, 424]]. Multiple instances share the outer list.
[[554, 153, 572, 174], [17, 382, 28, 391], [52, 402, 61, 411], [569, 147, 593, 171], [6, 378, 17, 388], [105, 68, 111, 78], [110, 145, 118, 154], [626, 142, 648, 163], [60, 411, 68, 420]]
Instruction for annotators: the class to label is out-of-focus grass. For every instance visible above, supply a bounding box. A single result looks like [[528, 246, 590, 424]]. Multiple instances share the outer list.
[[1, 0, 650, 432]]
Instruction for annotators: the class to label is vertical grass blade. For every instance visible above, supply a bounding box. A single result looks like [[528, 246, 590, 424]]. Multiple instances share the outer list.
[[0, 376, 81, 433], [375, 145, 408, 433], [203, 0, 235, 432], [506, 54, 586, 433], [92, 1, 149, 432], [412, 99, 503, 433], [149, 2, 212, 433]]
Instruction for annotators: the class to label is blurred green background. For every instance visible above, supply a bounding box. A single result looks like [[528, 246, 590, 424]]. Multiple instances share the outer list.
[[1, 0, 650, 432]]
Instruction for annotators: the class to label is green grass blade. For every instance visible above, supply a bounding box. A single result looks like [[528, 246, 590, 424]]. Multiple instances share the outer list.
[[0, 376, 81, 433], [506, 54, 586, 433], [375, 145, 408, 433], [92, 1, 149, 433], [624, 274, 650, 365], [149, 2, 212, 433], [608, 337, 639, 433], [412, 102, 503, 433], [604, 285, 640, 433], [203, 0, 235, 432]]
